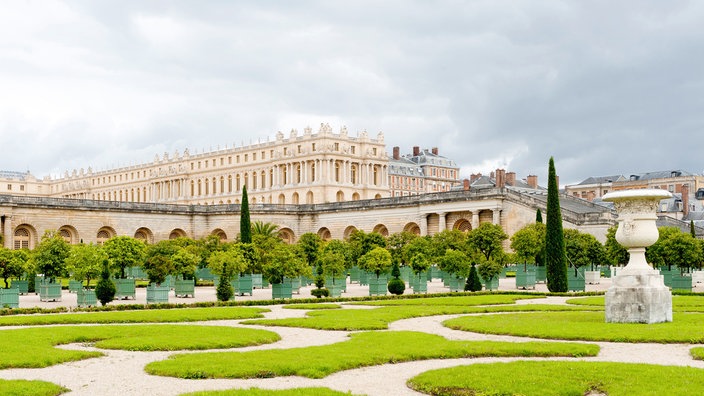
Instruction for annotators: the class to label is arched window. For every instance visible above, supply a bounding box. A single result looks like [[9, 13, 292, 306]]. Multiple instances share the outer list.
[[97, 229, 111, 245], [311, 162, 316, 182], [351, 165, 358, 184], [335, 162, 340, 182], [14, 228, 30, 250], [236, 174, 241, 191], [228, 175, 232, 193]]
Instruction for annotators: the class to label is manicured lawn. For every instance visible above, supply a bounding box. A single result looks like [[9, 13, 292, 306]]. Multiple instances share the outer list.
[[145, 330, 598, 379], [0, 325, 280, 368], [692, 347, 704, 360], [567, 295, 704, 312], [183, 388, 359, 396], [282, 304, 342, 310], [408, 361, 704, 396], [0, 379, 68, 396], [0, 307, 268, 326], [444, 311, 704, 343], [350, 294, 544, 306], [244, 304, 601, 331]]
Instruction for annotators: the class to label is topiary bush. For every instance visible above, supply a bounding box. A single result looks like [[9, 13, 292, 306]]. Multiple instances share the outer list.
[[216, 278, 234, 302], [311, 288, 330, 298], [387, 262, 406, 295], [95, 259, 116, 306], [465, 263, 483, 292]]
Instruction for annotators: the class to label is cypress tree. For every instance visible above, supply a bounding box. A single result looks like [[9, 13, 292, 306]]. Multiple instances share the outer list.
[[690, 220, 696, 238], [240, 185, 251, 243], [545, 157, 568, 292], [536, 209, 543, 223]]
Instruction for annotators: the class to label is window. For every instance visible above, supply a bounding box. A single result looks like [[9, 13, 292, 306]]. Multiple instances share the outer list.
[[228, 156, 232, 164], [283, 147, 288, 155], [351, 146, 355, 154], [372, 148, 377, 155], [312, 143, 316, 151], [236, 155, 240, 163], [261, 151, 265, 159], [20, 185, 24, 191], [244, 154, 248, 162], [7, 184, 11, 191], [297, 145, 302, 153], [198, 161, 202, 169], [253, 152, 257, 161], [334, 142, 339, 151], [220, 158, 224, 165]]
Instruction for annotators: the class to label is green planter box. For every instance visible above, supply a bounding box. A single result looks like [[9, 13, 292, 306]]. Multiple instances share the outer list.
[[325, 275, 347, 292], [77, 288, 98, 307], [196, 267, 215, 282], [659, 268, 677, 288], [411, 273, 428, 294], [672, 273, 693, 291], [448, 275, 464, 292], [174, 279, 195, 297], [482, 276, 499, 291], [359, 270, 369, 286], [534, 266, 547, 283], [328, 283, 344, 297], [34, 275, 44, 294], [236, 274, 253, 296], [567, 267, 586, 292], [146, 284, 170, 304], [0, 288, 19, 308], [515, 266, 536, 289], [601, 265, 612, 278], [272, 279, 293, 300], [400, 266, 411, 283], [251, 273, 263, 289], [128, 266, 147, 279], [290, 277, 302, 294], [39, 282, 62, 302], [68, 280, 83, 294], [368, 274, 388, 296], [114, 278, 136, 300], [430, 266, 443, 281], [11, 280, 28, 295], [349, 266, 361, 283]]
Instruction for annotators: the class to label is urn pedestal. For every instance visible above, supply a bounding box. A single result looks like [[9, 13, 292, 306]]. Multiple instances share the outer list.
[[603, 190, 673, 324]]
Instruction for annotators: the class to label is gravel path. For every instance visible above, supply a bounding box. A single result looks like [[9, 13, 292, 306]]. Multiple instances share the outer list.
[[2, 282, 703, 395]]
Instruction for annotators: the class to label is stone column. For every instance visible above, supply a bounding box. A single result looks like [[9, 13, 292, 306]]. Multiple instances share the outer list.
[[438, 212, 447, 232], [1, 215, 11, 249], [419, 214, 429, 236], [492, 208, 501, 225], [472, 212, 480, 229]]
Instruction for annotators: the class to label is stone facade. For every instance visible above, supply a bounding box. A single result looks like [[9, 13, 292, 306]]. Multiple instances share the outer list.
[[388, 146, 460, 197]]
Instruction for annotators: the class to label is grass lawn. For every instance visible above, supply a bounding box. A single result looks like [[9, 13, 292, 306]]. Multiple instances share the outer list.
[[0, 307, 268, 326], [0, 379, 68, 396], [349, 294, 544, 306], [145, 330, 598, 379], [692, 347, 704, 360], [567, 295, 704, 312], [282, 304, 342, 310], [0, 325, 280, 368], [243, 304, 601, 331], [444, 311, 704, 343], [183, 388, 360, 396], [408, 361, 704, 396]]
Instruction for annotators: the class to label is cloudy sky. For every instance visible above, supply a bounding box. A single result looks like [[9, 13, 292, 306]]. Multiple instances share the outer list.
[[1, 1, 703, 186]]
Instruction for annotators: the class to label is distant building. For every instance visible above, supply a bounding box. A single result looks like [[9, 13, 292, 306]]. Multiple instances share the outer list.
[[565, 175, 626, 201], [388, 146, 460, 197]]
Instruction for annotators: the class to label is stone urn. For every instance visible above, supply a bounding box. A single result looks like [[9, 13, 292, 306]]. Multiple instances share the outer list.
[[602, 189, 672, 323]]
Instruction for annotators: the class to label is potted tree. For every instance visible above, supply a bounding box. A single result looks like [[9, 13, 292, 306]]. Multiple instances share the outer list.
[[208, 248, 247, 302], [468, 223, 508, 290], [0, 247, 23, 308], [320, 250, 346, 297], [64, 243, 106, 307], [94, 259, 116, 306], [510, 223, 544, 289], [662, 231, 701, 291], [263, 244, 310, 300], [358, 246, 392, 296], [408, 252, 430, 293], [172, 246, 199, 298], [322, 240, 350, 293], [438, 249, 470, 292], [143, 240, 176, 304], [103, 236, 145, 300], [32, 231, 70, 302], [564, 229, 593, 292], [234, 243, 259, 296], [387, 262, 406, 295], [477, 259, 502, 291], [310, 265, 330, 299]]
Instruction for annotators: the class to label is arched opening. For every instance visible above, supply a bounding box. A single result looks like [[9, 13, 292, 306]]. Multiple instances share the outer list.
[[292, 192, 299, 204], [306, 191, 314, 204], [169, 229, 187, 239], [352, 192, 360, 201], [212, 229, 228, 242], [336, 190, 344, 202], [278, 228, 295, 244], [96, 227, 115, 245], [373, 224, 389, 237], [134, 227, 153, 244], [278, 194, 286, 204], [317, 227, 332, 241], [13, 225, 36, 250], [403, 222, 421, 236], [374, 194, 382, 199], [58, 225, 78, 244], [343, 226, 357, 240], [453, 219, 472, 232]]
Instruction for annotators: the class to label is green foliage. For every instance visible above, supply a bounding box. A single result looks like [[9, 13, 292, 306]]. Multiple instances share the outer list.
[[238, 242, 261, 274], [691, 220, 697, 238], [477, 259, 502, 284], [409, 252, 430, 275], [536, 208, 543, 223], [320, 251, 346, 281], [310, 288, 330, 298], [431, 229, 468, 257], [437, 249, 470, 277], [298, 232, 323, 266], [216, 277, 234, 302], [240, 185, 251, 243], [647, 226, 689, 270], [103, 236, 146, 279], [143, 240, 178, 285], [0, 248, 25, 289], [30, 230, 70, 282], [145, 330, 598, 379], [468, 222, 508, 261], [387, 278, 405, 295], [646, 227, 702, 272], [605, 225, 629, 265], [208, 249, 248, 296], [545, 157, 568, 292], [404, 236, 433, 267], [95, 260, 116, 306], [183, 387, 357, 396], [510, 223, 546, 265], [564, 229, 607, 272], [408, 361, 704, 396], [465, 264, 483, 292], [263, 244, 310, 284], [357, 246, 392, 278], [348, 230, 386, 265], [0, 379, 67, 396], [386, 231, 417, 265], [251, 220, 279, 238], [64, 243, 107, 288], [172, 247, 199, 279]]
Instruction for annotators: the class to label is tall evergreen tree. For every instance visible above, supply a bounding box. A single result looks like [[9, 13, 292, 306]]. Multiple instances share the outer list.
[[240, 185, 251, 243], [545, 157, 567, 292], [691, 220, 696, 238], [536, 209, 543, 223]]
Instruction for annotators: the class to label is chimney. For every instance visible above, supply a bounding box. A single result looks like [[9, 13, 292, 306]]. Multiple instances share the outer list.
[[470, 173, 481, 183], [682, 183, 690, 216], [506, 172, 516, 186], [413, 146, 420, 156], [463, 179, 470, 191], [527, 175, 538, 189], [496, 169, 506, 188], [556, 176, 560, 189], [431, 147, 438, 155], [392, 146, 400, 160], [490, 171, 495, 178]]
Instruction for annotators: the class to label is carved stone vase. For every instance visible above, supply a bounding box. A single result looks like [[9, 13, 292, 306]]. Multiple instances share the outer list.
[[602, 189, 673, 323]]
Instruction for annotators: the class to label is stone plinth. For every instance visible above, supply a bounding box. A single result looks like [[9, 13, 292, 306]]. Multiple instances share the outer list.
[[603, 190, 673, 324]]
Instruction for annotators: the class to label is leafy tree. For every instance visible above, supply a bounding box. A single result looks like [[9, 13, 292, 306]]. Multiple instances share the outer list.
[[320, 251, 346, 284], [604, 225, 629, 266], [468, 223, 508, 261], [103, 236, 146, 279], [208, 249, 248, 301], [387, 262, 406, 295], [322, 239, 353, 268], [172, 247, 199, 280], [298, 232, 323, 267], [431, 229, 468, 257], [663, 231, 702, 273], [238, 242, 261, 275], [143, 240, 178, 285], [510, 223, 546, 270], [387, 231, 417, 265], [252, 220, 279, 237], [0, 248, 24, 289], [240, 185, 251, 243], [348, 230, 386, 265], [263, 244, 310, 284], [545, 157, 567, 292], [409, 252, 431, 276], [403, 236, 433, 266], [358, 246, 392, 279], [438, 249, 470, 278], [64, 243, 107, 288], [311, 264, 330, 298], [94, 259, 116, 306], [31, 230, 70, 282], [465, 264, 483, 292], [252, 232, 284, 274], [564, 229, 605, 275], [477, 259, 503, 289], [646, 226, 681, 270]]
